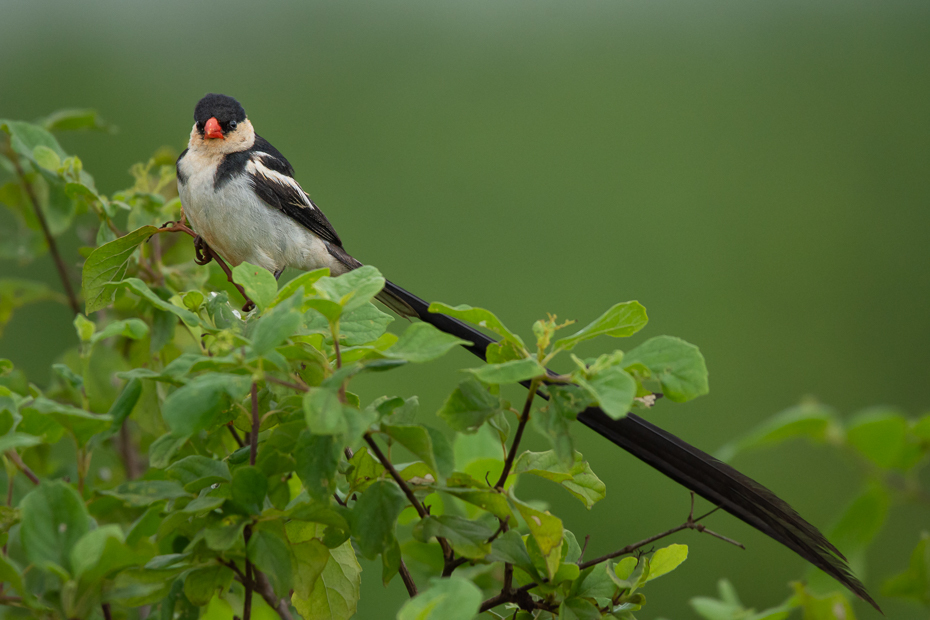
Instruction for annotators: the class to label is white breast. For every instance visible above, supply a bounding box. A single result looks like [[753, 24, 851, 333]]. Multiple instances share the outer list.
[[177, 153, 334, 274]]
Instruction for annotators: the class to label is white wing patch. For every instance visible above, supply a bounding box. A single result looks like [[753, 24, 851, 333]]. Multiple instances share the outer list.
[[247, 156, 315, 210]]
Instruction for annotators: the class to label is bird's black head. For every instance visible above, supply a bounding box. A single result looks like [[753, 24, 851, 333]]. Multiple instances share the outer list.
[[193, 94, 247, 140]]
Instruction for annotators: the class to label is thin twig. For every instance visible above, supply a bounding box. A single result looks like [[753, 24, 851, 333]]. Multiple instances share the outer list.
[[250, 383, 259, 466], [9, 154, 80, 314], [398, 559, 418, 597], [118, 423, 141, 480], [478, 498, 741, 613], [243, 526, 254, 620], [265, 376, 309, 393], [5, 451, 39, 485], [101, 603, 113, 620], [227, 423, 245, 448], [363, 434, 455, 563], [579, 535, 591, 563], [495, 377, 540, 488], [157, 220, 255, 311]]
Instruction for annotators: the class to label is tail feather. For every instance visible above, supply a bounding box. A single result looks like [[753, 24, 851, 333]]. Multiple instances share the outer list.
[[381, 279, 880, 611]]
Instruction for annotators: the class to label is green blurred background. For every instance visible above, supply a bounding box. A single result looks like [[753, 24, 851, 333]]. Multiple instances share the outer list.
[[2, 0, 928, 617]]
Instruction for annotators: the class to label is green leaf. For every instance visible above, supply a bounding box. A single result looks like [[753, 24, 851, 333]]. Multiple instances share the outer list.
[[0, 119, 67, 161], [0, 553, 25, 596], [846, 407, 912, 470], [295, 431, 340, 500], [112, 278, 203, 327], [82, 226, 158, 313], [397, 576, 482, 620], [510, 494, 563, 579], [0, 432, 42, 453], [166, 455, 231, 493], [441, 474, 515, 522], [271, 268, 328, 307], [576, 366, 636, 420], [791, 582, 854, 620], [349, 480, 407, 560], [553, 301, 648, 351], [20, 480, 92, 574], [558, 597, 601, 620], [291, 538, 361, 620], [438, 378, 504, 432], [183, 565, 232, 607], [534, 385, 590, 465], [248, 527, 294, 598], [100, 480, 190, 507], [385, 322, 470, 363], [232, 262, 277, 312], [428, 302, 525, 347], [91, 318, 149, 344], [231, 466, 267, 514], [148, 433, 188, 469], [162, 373, 251, 436], [100, 378, 142, 438], [73, 313, 95, 342], [71, 525, 149, 583], [489, 530, 540, 580], [413, 515, 494, 559], [882, 532, 930, 605], [314, 265, 385, 314], [622, 335, 709, 402], [568, 565, 616, 601], [339, 303, 394, 346], [32, 145, 61, 171], [250, 301, 303, 356], [715, 402, 838, 462], [24, 397, 112, 445], [646, 544, 688, 581], [465, 358, 545, 385], [204, 515, 249, 551], [513, 451, 606, 509], [42, 108, 113, 133], [303, 388, 349, 435], [382, 424, 448, 480]]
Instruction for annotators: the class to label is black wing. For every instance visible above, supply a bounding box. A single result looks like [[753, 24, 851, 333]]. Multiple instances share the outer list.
[[246, 135, 344, 248]]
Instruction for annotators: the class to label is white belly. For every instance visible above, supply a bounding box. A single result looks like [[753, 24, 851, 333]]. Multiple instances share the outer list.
[[178, 163, 334, 274]]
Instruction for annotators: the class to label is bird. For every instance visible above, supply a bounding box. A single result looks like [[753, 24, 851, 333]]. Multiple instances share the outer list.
[[176, 93, 878, 611]]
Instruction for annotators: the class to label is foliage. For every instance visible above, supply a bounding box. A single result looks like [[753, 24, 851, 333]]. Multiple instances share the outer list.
[[0, 111, 926, 620]]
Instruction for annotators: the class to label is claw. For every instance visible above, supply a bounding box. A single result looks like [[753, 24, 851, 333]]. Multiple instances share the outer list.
[[193, 235, 213, 266]]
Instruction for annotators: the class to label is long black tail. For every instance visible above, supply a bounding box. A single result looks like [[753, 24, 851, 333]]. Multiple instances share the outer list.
[[381, 280, 879, 611]]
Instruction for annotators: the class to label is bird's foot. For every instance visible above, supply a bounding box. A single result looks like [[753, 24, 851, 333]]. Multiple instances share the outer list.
[[193, 235, 213, 266]]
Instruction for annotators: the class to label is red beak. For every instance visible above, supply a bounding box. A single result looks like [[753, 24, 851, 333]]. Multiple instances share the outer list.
[[204, 117, 224, 140]]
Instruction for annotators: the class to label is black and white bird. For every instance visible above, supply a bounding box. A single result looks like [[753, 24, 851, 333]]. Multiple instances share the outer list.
[[176, 93, 878, 611], [176, 93, 412, 316]]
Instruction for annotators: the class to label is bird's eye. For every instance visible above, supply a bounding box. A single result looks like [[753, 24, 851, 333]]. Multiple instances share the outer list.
[[229, 120, 238, 129]]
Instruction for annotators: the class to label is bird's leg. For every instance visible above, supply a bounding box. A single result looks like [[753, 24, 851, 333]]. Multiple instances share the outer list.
[[193, 235, 213, 266], [273, 268, 284, 280]]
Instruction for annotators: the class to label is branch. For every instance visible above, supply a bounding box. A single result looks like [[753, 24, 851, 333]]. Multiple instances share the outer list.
[[253, 569, 295, 620], [156, 220, 255, 311], [5, 451, 39, 485], [9, 154, 80, 314], [398, 559, 418, 597], [495, 377, 540, 488], [249, 383, 259, 466], [266, 376, 309, 393], [363, 434, 455, 563], [478, 495, 742, 614], [243, 527, 254, 620]]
